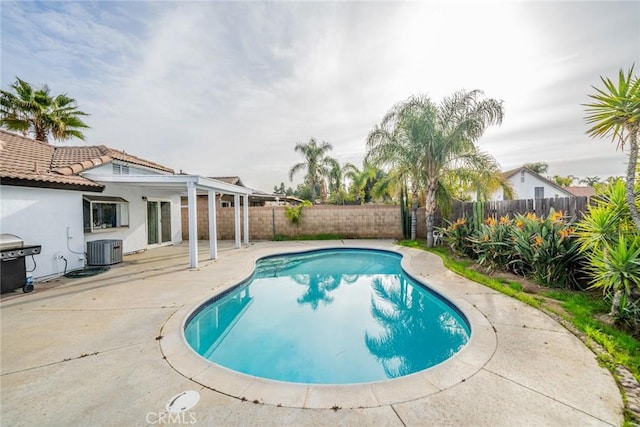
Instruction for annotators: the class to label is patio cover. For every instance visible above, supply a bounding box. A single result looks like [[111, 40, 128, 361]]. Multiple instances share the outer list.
[[88, 174, 252, 268]]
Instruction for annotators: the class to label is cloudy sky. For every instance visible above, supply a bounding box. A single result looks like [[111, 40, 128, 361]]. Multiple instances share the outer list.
[[1, 1, 638, 191]]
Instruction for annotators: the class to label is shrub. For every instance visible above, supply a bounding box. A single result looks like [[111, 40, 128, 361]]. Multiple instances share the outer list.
[[441, 218, 476, 259], [577, 180, 640, 319], [468, 216, 517, 273], [284, 200, 312, 227], [444, 210, 584, 289], [509, 210, 584, 288]]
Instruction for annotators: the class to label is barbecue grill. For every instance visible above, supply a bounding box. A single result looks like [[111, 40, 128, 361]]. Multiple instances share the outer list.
[[0, 234, 41, 293]]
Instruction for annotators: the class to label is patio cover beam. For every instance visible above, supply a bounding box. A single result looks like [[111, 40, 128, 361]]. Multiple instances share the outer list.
[[87, 174, 252, 268], [187, 181, 198, 268], [234, 194, 241, 249], [208, 190, 217, 260], [243, 194, 249, 245]]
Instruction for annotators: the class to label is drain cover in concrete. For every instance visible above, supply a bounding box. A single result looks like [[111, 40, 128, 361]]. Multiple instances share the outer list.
[[167, 391, 200, 413]]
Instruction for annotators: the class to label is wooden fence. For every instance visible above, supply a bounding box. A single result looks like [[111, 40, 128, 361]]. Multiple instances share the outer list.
[[451, 197, 590, 221]]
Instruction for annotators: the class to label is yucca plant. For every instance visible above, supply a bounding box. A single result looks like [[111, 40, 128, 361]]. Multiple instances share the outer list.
[[586, 233, 640, 315], [577, 179, 640, 320], [584, 65, 640, 230], [576, 179, 635, 252]]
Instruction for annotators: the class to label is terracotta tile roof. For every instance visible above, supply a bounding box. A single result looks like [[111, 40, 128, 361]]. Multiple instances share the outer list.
[[565, 186, 596, 198], [0, 130, 103, 190], [51, 145, 174, 175], [0, 129, 174, 190]]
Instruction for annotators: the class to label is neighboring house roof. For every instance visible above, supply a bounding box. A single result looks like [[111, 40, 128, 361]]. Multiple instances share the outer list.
[[565, 186, 596, 198], [0, 129, 173, 191], [502, 165, 574, 197], [210, 176, 303, 204], [211, 176, 245, 187]]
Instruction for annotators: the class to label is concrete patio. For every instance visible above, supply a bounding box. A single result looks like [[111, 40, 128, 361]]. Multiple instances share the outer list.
[[0, 240, 623, 426]]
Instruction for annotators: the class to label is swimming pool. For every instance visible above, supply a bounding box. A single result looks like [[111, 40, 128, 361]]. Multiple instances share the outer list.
[[184, 248, 470, 384]]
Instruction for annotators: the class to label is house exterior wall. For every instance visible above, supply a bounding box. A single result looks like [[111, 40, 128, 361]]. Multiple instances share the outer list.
[[0, 185, 84, 281], [0, 181, 182, 282], [84, 183, 182, 254], [493, 170, 573, 200], [85, 163, 166, 175]]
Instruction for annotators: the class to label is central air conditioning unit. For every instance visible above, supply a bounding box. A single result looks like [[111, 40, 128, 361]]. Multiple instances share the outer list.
[[86, 239, 123, 266]]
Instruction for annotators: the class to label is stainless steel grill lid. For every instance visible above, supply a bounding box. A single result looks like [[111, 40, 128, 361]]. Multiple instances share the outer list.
[[0, 234, 24, 250]]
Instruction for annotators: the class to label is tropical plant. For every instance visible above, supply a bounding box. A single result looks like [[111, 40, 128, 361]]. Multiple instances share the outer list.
[[345, 162, 381, 204], [366, 127, 425, 239], [509, 210, 583, 288], [553, 175, 577, 187], [366, 90, 504, 246], [584, 65, 640, 229], [0, 77, 89, 142], [273, 182, 294, 195], [284, 200, 312, 228], [469, 216, 517, 273], [580, 176, 602, 186], [577, 179, 640, 316], [327, 161, 357, 204], [586, 234, 640, 315], [289, 138, 336, 203], [575, 179, 633, 252], [442, 218, 476, 259], [524, 162, 549, 175]]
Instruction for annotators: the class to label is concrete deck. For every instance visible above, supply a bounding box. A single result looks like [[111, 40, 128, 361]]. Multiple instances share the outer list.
[[0, 240, 623, 426]]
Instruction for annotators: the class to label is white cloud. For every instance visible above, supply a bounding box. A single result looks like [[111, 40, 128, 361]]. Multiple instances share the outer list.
[[1, 1, 638, 188]]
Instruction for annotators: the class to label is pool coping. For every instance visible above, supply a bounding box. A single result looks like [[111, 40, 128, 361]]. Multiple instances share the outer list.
[[160, 243, 498, 409]]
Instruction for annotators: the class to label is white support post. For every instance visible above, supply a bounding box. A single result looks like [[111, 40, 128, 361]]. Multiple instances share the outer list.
[[234, 194, 241, 249], [187, 181, 198, 268], [243, 194, 249, 245], [208, 190, 217, 260]]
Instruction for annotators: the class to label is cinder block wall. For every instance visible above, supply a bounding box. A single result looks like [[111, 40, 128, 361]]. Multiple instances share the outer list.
[[180, 197, 429, 240]]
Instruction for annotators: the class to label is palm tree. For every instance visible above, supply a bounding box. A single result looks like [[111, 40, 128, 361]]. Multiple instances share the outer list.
[[366, 129, 424, 239], [580, 176, 601, 186], [553, 175, 577, 187], [584, 66, 640, 229], [289, 138, 335, 203], [367, 90, 504, 246], [0, 77, 89, 143], [345, 162, 378, 204], [525, 162, 549, 175], [328, 160, 357, 204]]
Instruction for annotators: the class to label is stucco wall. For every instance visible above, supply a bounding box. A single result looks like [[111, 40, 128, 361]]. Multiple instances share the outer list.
[[85, 183, 183, 253], [0, 185, 85, 280], [1, 183, 183, 281], [180, 196, 429, 240]]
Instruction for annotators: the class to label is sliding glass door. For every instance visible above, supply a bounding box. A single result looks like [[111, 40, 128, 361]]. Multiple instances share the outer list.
[[147, 200, 172, 245]]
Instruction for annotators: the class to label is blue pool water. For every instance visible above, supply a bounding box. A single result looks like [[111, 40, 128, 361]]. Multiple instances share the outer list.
[[184, 249, 470, 384]]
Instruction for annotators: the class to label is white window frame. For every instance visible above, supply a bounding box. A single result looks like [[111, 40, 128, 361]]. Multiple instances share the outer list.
[[83, 196, 130, 233]]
